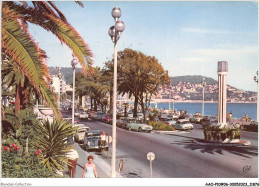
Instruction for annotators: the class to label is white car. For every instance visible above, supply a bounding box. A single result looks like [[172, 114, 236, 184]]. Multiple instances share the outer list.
[[74, 126, 90, 143], [172, 119, 194, 130], [79, 112, 88, 119], [74, 110, 80, 117]]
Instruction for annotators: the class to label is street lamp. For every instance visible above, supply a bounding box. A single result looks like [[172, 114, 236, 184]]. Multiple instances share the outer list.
[[201, 77, 206, 116], [108, 6, 125, 178], [56, 66, 62, 108], [254, 71, 258, 122], [71, 54, 78, 124]]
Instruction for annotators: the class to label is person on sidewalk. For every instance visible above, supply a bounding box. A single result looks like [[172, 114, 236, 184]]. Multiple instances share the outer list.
[[66, 145, 79, 178], [82, 155, 98, 178], [100, 131, 106, 146]]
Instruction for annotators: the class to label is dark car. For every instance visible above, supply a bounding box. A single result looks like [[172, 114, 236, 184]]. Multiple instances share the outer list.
[[240, 121, 258, 132], [83, 130, 108, 151], [201, 116, 217, 126]]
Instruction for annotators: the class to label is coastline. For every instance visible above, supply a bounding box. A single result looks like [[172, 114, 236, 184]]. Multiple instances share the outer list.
[[150, 99, 257, 104]]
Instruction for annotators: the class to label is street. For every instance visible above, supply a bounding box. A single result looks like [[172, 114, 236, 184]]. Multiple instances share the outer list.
[[64, 111, 258, 178]]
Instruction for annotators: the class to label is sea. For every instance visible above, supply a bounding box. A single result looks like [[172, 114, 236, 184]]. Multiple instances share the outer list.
[[149, 103, 257, 120]]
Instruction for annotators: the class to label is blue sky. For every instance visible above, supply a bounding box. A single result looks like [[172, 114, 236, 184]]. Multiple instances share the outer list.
[[28, 1, 258, 91]]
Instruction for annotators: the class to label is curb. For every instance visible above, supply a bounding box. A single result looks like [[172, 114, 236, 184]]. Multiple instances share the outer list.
[[151, 130, 188, 134]]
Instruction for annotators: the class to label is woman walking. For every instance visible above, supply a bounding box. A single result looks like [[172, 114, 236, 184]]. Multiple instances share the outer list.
[[82, 155, 98, 178]]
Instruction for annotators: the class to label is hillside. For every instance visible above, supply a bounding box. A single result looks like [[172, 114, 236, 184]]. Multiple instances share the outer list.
[[171, 75, 217, 86], [49, 67, 81, 84]]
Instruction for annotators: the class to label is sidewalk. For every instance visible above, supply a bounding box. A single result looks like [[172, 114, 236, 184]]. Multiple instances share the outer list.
[[74, 143, 109, 178]]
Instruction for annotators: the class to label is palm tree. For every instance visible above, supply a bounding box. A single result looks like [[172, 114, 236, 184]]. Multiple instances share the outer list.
[[1, 1, 93, 118], [33, 119, 77, 171]]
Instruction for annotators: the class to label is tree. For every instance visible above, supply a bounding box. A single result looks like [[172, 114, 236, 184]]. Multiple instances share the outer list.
[[1, 1, 93, 118], [75, 67, 110, 112], [116, 48, 170, 121]]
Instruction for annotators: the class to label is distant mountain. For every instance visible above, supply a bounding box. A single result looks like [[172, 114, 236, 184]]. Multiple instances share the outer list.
[[48, 67, 81, 84], [171, 75, 217, 86]]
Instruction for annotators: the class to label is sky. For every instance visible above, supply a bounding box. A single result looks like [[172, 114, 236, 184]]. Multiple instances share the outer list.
[[28, 1, 259, 92]]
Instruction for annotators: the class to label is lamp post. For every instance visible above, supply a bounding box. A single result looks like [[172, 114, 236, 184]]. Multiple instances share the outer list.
[[56, 66, 62, 108], [254, 71, 258, 122], [201, 77, 206, 116], [71, 54, 78, 124], [108, 6, 125, 178]]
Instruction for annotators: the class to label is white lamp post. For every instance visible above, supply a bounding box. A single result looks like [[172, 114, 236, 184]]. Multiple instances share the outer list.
[[108, 6, 125, 178], [71, 54, 78, 124], [254, 71, 258, 122], [201, 77, 206, 116], [56, 66, 62, 108]]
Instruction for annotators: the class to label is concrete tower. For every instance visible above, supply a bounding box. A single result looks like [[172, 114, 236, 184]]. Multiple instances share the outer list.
[[217, 61, 228, 128]]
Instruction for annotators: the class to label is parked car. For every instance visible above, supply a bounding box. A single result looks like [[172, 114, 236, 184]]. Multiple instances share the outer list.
[[74, 110, 80, 117], [161, 119, 176, 126], [79, 111, 88, 119], [96, 112, 104, 121], [201, 116, 217, 126], [172, 119, 194, 130], [160, 114, 174, 121], [190, 115, 203, 123], [83, 130, 108, 151], [103, 114, 112, 124], [117, 117, 136, 129], [240, 121, 258, 132], [74, 126, 90, 143], [126, 119, 153, 132]]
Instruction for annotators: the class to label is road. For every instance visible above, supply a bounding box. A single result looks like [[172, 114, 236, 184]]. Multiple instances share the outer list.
[[63, 111, 258, 178]]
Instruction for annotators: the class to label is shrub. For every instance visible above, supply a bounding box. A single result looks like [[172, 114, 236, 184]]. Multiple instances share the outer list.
[[34, 119, 77, 171], [1, 143, 63, 178], [148, 121, 174, 131]]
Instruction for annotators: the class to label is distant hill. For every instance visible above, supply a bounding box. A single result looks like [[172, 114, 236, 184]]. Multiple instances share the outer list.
[[171, 75, 217, 86], [49, 67, 81, 84]]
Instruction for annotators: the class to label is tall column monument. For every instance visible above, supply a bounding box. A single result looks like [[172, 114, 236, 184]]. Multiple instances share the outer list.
[[217, 61, 228, 128]]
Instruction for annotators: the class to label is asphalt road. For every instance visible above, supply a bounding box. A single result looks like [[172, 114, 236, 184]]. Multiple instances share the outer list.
[[63, 111, 258, 178]]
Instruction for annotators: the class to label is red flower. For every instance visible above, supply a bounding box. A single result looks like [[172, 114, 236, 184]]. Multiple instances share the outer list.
[[9, 148, 13, 152], [14, 146, 19, 151], [11, 143, 16, 148], [4, 146, 8, 151], [34, 149, 41, 156]]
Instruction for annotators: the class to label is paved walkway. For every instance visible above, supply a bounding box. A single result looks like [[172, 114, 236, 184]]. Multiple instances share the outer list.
[[74, 143, 109, 178]]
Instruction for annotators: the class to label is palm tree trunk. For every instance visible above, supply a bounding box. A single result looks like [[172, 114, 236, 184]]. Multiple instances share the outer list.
[[15, 83, 21, 115]]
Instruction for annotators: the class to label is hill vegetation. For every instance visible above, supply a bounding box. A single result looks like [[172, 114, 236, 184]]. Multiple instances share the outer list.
[[171, 75, 217, 86]]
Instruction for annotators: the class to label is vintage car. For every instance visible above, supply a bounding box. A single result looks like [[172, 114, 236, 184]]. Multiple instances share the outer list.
[[190, 115, 203, 123], [240, 121, 258, 132], [126, 119, 153, 133], [200, 116, 217, 126], [74, 125, 90, 143], [79, 111, 88, 119], [74, 110, 80, 117], [172, 119, 194, 130], [117, 117, 136, 129], [83, 130, 108, 151]]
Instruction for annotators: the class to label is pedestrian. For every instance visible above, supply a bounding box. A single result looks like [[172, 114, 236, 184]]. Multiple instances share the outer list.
[[100, 131, 106, 146], [66, 145, 79, 178], [82, 155, 98, 178]]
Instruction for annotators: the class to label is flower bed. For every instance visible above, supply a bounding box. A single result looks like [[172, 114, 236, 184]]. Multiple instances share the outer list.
[[148, 121, 175, 131], [203, 125, 241, 142]]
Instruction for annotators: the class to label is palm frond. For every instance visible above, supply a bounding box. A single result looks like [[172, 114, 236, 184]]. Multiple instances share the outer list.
[[75, 1, 84, 8]]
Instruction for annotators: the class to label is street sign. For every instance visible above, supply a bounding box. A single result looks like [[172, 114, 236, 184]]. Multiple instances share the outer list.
[[147, 152, 155, 178], [147, 152, 155, 161]]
